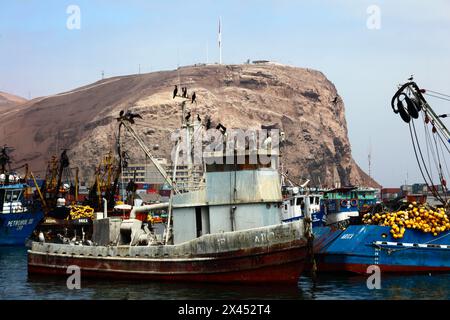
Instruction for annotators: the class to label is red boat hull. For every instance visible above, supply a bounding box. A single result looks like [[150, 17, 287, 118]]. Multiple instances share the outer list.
[[316, 262, 450, 274], [28, 242, 307, 283]]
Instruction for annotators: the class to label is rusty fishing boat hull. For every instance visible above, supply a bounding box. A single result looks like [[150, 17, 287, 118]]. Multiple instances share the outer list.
[[28, 220, 308, 283]]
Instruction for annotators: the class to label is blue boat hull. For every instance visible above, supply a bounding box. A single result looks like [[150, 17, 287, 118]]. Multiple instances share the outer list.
[[0, 211, 44, 246], [313, 225, 450, 273]]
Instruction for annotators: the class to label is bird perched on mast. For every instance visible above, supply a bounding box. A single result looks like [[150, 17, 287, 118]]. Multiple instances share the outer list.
[[185, 111, 191, 122], [205, 116, 212, 130], [173, 85, 178, 99], [197, 114, 201, 122], [123, 110, 143, 124], [191, 92, 196, 104]]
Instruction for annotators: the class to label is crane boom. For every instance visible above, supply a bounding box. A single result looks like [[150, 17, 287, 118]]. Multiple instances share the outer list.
[[120, 120, 180, 194]]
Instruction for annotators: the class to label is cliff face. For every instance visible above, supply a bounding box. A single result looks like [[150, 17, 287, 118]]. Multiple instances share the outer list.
[[0, 63, 378, 187]]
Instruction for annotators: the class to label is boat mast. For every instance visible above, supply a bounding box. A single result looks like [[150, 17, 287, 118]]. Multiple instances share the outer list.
[[118, 119, 180, 194]]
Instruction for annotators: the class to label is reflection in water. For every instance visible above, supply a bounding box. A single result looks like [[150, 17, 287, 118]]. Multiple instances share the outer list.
[[2, 247, 450, 300]]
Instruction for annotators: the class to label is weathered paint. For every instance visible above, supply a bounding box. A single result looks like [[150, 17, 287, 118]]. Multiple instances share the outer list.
[[28, 220, 307, 283], [206, 169, 281, 205], [173, 207, 197, 244]]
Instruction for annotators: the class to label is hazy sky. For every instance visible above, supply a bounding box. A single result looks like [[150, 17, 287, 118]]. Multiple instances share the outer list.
[[1, 0, 450, 187]]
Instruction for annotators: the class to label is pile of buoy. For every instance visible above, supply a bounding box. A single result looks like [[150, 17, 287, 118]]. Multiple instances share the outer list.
[[69, 205, 94, 220], [362, 202, 450, 238]]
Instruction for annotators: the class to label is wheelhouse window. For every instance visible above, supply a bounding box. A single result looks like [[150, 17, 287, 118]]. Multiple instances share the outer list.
[[4, 190, 22, 202]]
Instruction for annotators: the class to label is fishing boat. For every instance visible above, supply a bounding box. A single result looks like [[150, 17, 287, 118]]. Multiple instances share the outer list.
[[0, 146, 44, 246], [313, 224, 450, 273], [28, 92, 311, 283], [313, 81, 450, 274], [281, 186, 322, 224], [0, 181, 44, 246]]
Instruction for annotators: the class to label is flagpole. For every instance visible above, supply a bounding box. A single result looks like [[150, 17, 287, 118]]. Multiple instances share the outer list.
[[218, 17, 222, 65]]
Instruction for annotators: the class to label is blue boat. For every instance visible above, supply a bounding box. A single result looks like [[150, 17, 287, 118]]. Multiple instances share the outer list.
[[314, 225, 450, 273], [0, 183, 44, 246], [282, 188, 450, 273]]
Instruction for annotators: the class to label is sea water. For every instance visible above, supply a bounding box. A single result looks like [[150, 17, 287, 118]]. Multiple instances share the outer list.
[[1, 247, 449, 300]]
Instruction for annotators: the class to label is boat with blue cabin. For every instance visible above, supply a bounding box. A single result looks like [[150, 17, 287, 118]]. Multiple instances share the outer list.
[[282, 184, 450, 273], [0, 178, 44, 246]]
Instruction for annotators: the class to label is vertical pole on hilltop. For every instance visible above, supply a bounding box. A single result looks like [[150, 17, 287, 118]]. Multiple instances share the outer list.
[[218, 17, 222, 65]]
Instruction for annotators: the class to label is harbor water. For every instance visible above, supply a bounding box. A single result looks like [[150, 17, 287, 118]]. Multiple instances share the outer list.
[[1, 247, 449, 300]]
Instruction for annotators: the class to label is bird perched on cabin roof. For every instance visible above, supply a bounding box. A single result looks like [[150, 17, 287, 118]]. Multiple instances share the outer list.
[[216, 123, 227, 134], [205, 116, 212, 130]]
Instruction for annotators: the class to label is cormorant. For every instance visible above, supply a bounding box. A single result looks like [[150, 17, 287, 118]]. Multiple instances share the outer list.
[[182, 87, 187, 98], [205, 117, 212, 130], [197, 114, 201, 122], [173, 85, 178, 99], [124, 111, 143, 124], [191, 92, 196, 104], [408, 75, 414, 81], [216, 123, 226, 134], [185, 111, 191, 122], [332, 96, 338, 104], [119, 110, 124, 117]]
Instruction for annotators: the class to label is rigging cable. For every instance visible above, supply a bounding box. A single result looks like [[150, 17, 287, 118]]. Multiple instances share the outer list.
[[422, 113, 437, 182], [424, 93, 450, 103], [424, 89, 450, 99], [410, 120, 445, 203], [432, 126, 450, 201]]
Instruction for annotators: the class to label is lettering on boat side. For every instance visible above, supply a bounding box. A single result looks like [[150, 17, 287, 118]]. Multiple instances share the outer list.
[[255, 232, 273, 243], [6, 219, 34, 231], [178, 304, 271, 317], [341, 233, 354, 240], [217, 238, 226, 247], [66, 265, 81, 290], [366, 265, 381, 290]]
